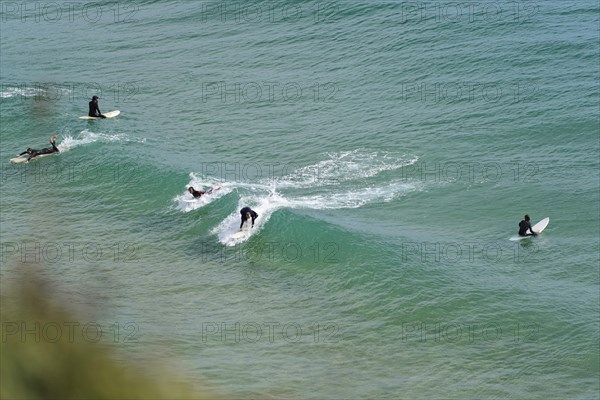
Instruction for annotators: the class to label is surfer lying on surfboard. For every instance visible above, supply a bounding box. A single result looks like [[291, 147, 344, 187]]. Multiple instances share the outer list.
[[240, 207, 258, 229], [19, 135, 59, 161], [188, 186, 220, 198], [518, 214, 537, 237]]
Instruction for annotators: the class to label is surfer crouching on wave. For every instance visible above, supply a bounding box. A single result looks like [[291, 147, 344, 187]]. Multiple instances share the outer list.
[[20, 135, 59, 161], [240, 207, 258, 229], [518, 214, 537, 237], [88, 95, 106, 118]]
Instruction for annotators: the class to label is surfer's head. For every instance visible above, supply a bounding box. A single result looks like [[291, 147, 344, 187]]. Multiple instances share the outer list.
[[244, 212, 252, 220], [524, 214, 530, 221], [92, 95, 99, 101], [26, 148, 33, 154], [188, 187, 194, 193]]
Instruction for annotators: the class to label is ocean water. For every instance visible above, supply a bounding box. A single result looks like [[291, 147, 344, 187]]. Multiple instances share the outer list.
[[1, 1, 598, 398]]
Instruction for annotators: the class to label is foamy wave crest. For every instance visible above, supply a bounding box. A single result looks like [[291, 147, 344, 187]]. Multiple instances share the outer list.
[[1, 87, 46, 99], [174, 173, 233, 212], [271, 150, 418, 188], [214, 180, 420, 246], [58, 129, 146, 152], [213, 193, 281, 246], [193, 151, 422, 244], [283, 180, 420, 209], [0, 86, 73, 99]]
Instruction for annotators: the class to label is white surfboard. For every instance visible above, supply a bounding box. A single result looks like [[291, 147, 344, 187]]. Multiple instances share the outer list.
[[231, 220, 253, 239], [79, 110, 120, 120], [10, 152, 57, 164], [510, 217, 549, 241], [231, 230, 249, 239]]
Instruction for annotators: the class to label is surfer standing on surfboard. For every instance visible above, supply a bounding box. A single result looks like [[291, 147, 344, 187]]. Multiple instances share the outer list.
[[88, 95, 106, 118], [19, 135, 59, 161], [518, 215, 537, 237], [240, 207, 258, 229]]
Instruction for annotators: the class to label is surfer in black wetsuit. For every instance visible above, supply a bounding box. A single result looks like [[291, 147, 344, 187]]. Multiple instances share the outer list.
[[188, 186, 207, 198], [19, 135, 59, 161], [188, 186, 220, 198], [518, 214, 537, 237], [88, 95, 106, 118], [240, 207, 258, 229]]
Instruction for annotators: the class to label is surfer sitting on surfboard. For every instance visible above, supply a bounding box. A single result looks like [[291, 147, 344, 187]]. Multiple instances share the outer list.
[[518, 215, 537, 237], [240, 207, 258, 229], [88, 95, 106, 118], [19, 135, 59, 161]]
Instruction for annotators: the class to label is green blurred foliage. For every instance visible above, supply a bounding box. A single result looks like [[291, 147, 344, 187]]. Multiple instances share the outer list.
[[1, 270, 219, 400]]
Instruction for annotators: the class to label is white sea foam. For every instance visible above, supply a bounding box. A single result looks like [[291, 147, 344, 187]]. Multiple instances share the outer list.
[[268, 150, 418, 188], [0, 86, 72, 99], [212, 192, 280, 246], [174, 172, 233, 212], [205, 150, 421, 245], [58, 129, 146, 152], [1, 86, 46, 98]]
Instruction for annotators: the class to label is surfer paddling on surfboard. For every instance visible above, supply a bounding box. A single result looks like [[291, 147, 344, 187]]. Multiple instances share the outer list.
[[518, 214, 537, 237], [188, 186, 220, 198], [88, 95, 106, 118], [19, 135, 59, 162], [240, 207, 258, 229]]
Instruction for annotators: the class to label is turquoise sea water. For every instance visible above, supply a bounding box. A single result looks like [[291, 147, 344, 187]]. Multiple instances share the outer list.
[[1, 1, 599, 398]]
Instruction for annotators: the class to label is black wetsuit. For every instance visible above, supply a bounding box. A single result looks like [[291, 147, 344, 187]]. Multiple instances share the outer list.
[[240, 207, 258, 229], [88, 100, 106, 118], [20, 140, 59, 161], [190, 189, 205, 198], [518, 220, 535, 236]]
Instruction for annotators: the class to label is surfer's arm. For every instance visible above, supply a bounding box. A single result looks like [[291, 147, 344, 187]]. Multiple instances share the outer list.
[[528, 224, 537, 235], [19, 151, 27, 156]]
